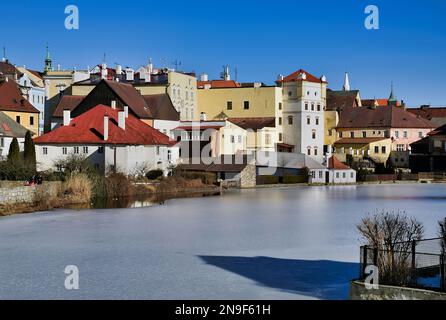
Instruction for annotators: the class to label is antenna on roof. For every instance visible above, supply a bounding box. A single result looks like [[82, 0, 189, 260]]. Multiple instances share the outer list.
[[172, 60, 182, 71], [103, 53, 106, 64]]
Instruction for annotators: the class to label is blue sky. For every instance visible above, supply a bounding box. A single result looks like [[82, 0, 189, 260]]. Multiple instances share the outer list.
[[2, 0, 446, 106]]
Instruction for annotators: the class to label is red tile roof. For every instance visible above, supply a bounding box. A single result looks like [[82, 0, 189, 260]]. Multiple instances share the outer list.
[[34, 105, 172, 146], [327, 156, 351, 170], [227, 117, 276, 130], [361, 99, 389, 107], [326, 90, 360, 111], [408, 107, 446, 121], [0, 79, 40, 113], [53, 95, 85, 118], [197, 80, 241, 89], [276, 69, 327, 84], [337, 106, 435, 129]]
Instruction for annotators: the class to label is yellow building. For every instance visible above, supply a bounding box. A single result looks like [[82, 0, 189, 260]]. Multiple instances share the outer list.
[[324, 110, 339, 146], [333, 137, 392, 164], [197, 84, 282, 121], [0, 79, 40, 135]]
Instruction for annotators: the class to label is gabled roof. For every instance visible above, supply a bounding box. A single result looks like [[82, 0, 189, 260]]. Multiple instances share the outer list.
[[227, 117, 276, 130], [104, 80, 153, 119], [142, 94, 179, 121], [337, 106, 435, 129], [0, 111, 29, 138], [53, 95, 85, 118], [0, 61, 21, 77], [327, 156, 351, 170], [0, 79, 40, 114], [34, 105, 172, 146], [408, 106, 446, 121], [276, 69, 327, 84], [361, 99, 389, 107], [427, 123, 446, 136], [326, 90, 360, 112]]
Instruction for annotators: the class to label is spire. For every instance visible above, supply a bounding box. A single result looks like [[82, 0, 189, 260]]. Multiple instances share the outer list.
[[44, 44, 52, 73], [343, 72, 350, 91], [389, 82, 396, 100]]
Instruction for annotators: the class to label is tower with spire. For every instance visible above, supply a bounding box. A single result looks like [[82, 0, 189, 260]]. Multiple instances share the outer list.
[[44, 44, 52, 73], [343, 72, 350, 91], [388, 82, 398, 106]]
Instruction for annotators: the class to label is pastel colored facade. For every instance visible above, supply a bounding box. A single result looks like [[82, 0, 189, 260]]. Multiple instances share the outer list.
[[227, 118, 278, 152], [0, 111, 29, 160], [34, 105, 179, 176], [17, 68, 46, 135], [333, 137, 392, 164], [197, 84, 282, 121], [0, 79, 40, 135], [277, 69, 327, 163]]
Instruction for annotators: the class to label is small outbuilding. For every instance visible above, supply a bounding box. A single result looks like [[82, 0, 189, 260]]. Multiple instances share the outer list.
[[326, 155, 356, 184]]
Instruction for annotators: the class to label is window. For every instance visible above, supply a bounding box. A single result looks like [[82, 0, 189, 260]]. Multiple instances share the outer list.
[[336, 172, 340, 179], [288, 116, 293, 125], [62, 147, 68, 155], [43, 147, 48, 155], [350, 132, 354, 138], [83, 146, 88, 154], [351, 172, 354, 178], [315, 117, 319, 125], [265, 134, 271, 145], [279, 133, 283, 141], [339, 132, 343, 138], [418, 132, 423, 138], [278, 103, 282, 110], [342, 172, 346, 179], [374, 146, 379, 154], [381, 146, 386, 154], [227, 101, 233, 110], [328, 130, 333, 136], [288, 91, 292, 97], [397, 144, 405, 151], [230, 135, 235, 143], [307, 117, 311, 125], [167, 150, 172, 162], [307, 91, 310, 96], [30, 116, 34, 126], [307, 147, 311, 156], [98, 146, 104, 154], [315, 92, 318, 97], [0, 137, 3, 148], [238, 135, 242, 143], [244, 101, 250, 110], [317, 104, 321, 111], [312, 130, 316, 139], [305, 103, 308, 110], [311, 103, 314, 111], [362, 131, 366, 138], [314, 147, 318, 156], [278, 117, 282, 126], [395, 131, 399, 138], [16, 116, 20, 124], [403, 131, 408, 138], [156, 146, 160, 155], [74, 147, 80, 154], [319, 171, 323, 179]]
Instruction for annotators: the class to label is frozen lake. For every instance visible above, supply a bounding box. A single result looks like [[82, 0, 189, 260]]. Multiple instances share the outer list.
[[0, 183, 445, 300]]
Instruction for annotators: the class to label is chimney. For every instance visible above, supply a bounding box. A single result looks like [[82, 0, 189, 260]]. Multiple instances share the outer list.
[[111, 100, 116, 109], [103, 116, 109, 141], [124, 106, 129, 118], [200, 112, 207, 121], [101, 63, 108, 79], [115, 64, 122, 75], [63, 109, 71, 126], [118, 111, 126, 130], [125, 67, 134, 81], [200, 73, 208, 82]]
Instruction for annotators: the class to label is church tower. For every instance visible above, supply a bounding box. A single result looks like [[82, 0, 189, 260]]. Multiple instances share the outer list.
[[44, 44, 52, 73]]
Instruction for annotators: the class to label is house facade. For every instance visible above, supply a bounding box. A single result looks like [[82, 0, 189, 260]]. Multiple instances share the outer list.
[[34, 105, 179, 175], [0, 111, 29, 160], [410, 124, 446, 173], [325, 155, 356, 184]]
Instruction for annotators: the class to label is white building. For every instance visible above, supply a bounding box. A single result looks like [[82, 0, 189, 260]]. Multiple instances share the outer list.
[[325, 155, 356, 184], [16, 68, 46, 135], [277, 69, 327, 163], [34, 105, 179, 176]]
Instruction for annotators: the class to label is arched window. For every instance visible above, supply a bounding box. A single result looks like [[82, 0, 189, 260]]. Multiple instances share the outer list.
[[315, 117, 319, 125], [307, 116, 311, 125], [312, 130, 316, 139], [307, 147, 311, 156], [288, 116, 294, 125], [314, 147, 318, 156]]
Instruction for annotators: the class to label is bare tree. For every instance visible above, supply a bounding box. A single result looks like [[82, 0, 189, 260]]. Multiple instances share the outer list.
[[357, 210, 424, 286], [439, 218, 446, 253]]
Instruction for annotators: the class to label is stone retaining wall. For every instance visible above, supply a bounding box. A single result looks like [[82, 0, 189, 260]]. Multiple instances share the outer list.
[[0, 182, 61, 205], [350, 280, 446, 300]]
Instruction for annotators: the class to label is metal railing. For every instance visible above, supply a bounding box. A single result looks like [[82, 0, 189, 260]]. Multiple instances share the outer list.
[[359, 238, 446, 291]]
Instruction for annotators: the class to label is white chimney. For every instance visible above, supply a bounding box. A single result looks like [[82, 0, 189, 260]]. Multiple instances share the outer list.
[[118, 111, 126, 130], [200, 73, 208, 82], [115, 64, 122, 75], [103, 116, 109, 141], [125, 67, 134, 81], [101, 63, 108, 79], [111, 100, 116, 109], [200, 112, 207, 121], [63, 109, 71, 126], [124, 106, 129, 118]]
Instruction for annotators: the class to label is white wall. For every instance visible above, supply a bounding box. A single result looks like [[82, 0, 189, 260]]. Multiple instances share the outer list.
[[18, 74, 46, 135], [153, 120, 179, 139], [309, 169, 327, 184], [0, 137, 25, 160], [328, 169, 356, 184]]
